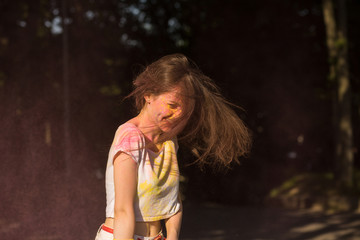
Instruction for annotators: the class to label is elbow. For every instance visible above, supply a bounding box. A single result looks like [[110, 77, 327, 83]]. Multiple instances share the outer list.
[[113, 206, 136, 236], [114, 206, 135, 220]]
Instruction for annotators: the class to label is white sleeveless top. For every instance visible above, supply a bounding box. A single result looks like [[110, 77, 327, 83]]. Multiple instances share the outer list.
[[105, 123, 181, 222]]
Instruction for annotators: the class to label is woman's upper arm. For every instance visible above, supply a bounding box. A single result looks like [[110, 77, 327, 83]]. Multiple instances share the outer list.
[[113, 152, 137, 213]]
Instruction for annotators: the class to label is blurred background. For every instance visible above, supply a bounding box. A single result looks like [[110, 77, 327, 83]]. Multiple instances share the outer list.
[[0, 0, 359, 239]]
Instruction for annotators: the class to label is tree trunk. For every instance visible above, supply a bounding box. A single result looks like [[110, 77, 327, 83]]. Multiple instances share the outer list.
[[336, 0, 353, 187], [322, 0, 354, 187]]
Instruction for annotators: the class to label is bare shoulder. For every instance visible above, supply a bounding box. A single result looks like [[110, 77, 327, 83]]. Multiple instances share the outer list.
[[126, 116, 140, 127]]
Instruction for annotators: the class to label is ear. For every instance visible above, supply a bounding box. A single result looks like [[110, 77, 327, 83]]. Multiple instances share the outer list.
[[144, 94, 151, 104]]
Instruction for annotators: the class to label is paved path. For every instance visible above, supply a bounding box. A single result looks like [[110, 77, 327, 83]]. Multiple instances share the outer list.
[[2, 202, 360, 239], [181, 203, 360, 240]]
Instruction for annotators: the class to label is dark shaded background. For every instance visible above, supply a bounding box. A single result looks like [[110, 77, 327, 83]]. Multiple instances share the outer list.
[[0, 0, 359, 239]]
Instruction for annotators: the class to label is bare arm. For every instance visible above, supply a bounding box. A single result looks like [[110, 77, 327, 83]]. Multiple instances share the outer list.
[[113, 152, 137, 239], [165, 199, 183, 240]]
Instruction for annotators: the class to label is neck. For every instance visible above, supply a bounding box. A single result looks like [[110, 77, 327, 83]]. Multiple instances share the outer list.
[[135, 109, 162, 143]]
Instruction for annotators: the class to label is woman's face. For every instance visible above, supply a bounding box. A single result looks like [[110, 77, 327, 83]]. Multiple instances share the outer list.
[[145, 85, 193, 133]]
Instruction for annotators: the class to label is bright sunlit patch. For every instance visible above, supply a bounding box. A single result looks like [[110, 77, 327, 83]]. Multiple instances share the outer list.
[[291, 223, 326, 233], [310, 229, 357, 240]]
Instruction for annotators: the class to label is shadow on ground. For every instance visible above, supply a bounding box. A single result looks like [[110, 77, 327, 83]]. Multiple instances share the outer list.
[[181, 202, 360, 240], [1, 201, 360, 239]]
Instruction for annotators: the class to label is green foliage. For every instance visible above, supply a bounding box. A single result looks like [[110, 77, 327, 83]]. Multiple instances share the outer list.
[[100, 84, 122, 96], [269, 172, 336, 198], [335, 37, 347, 50], [268, 171, 360, 212], [19, 2, 29, 19]]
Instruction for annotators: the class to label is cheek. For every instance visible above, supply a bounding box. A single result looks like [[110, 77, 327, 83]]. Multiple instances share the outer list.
[[174, 108, 182, 117], [154, 102, 168, 117], [168, 108, 182, 120]]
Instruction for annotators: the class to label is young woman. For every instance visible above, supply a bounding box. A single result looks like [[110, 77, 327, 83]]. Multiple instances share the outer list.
[[95, 53, 251, 240]]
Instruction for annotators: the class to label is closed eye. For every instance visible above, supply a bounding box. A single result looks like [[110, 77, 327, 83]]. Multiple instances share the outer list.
[[168, 103, 178, 109]]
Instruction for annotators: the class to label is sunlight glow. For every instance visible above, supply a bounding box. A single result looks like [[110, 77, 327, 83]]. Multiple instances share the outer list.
[[291, 223, 326, 233]]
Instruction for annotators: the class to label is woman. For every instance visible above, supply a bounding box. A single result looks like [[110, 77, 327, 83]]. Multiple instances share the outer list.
[[95, 53, 251, 240]]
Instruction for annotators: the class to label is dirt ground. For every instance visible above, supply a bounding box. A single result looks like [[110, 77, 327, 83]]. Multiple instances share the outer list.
[[2, 202, 360, 240], [1, 166, 359, 240], [180, 202, 360, 240]]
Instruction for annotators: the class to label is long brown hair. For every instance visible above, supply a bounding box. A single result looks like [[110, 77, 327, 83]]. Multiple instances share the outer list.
[[127, 53, 252, 168]]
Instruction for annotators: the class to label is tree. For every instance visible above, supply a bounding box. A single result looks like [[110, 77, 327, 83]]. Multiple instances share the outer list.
[[322, 0, 354, 187]]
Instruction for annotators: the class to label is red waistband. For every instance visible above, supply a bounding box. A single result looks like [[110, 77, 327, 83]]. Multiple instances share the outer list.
[[101, 225, 165, 240], [101, 224, 114, 234]]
